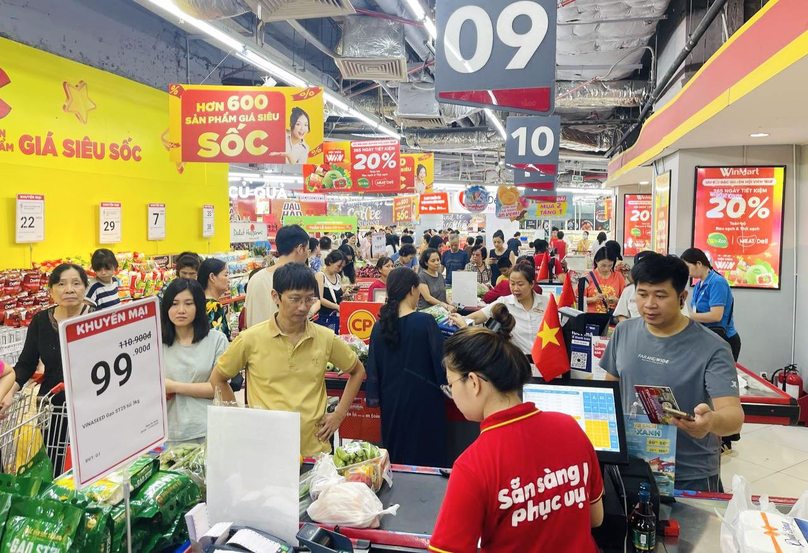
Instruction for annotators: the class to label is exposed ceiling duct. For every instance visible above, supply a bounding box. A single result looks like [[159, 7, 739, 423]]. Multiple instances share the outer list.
[[557, 0, 670, 81], [404, 130, 503, 152], [335, 16, 408, 81], [561, 126, 613, 153], [170, 0, 355, 21], [556, 80, 647, 110]]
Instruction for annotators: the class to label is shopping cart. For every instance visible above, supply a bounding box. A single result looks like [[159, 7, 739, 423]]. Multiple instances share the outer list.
[[0, 381, 69, 479]]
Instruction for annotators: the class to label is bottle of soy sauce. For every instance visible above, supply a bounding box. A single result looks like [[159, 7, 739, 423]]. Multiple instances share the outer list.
[[631, 482, 656, 551]]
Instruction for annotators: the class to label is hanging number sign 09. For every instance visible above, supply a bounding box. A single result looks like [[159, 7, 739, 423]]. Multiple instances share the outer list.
[[436, 0, 557, 113]]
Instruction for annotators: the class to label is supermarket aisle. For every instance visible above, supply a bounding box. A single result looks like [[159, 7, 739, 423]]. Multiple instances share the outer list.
[[721, 423, 808, 497]]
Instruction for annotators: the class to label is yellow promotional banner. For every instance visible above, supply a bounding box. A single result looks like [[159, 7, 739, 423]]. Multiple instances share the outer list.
[[400, 153, 434, 194], [168, 84, 324, 164], [0, 38, 228, 269]]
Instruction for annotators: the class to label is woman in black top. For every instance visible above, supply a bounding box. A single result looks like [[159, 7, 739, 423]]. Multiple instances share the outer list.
[[338, 244, 356, 284], [7, 263, 94, 474]]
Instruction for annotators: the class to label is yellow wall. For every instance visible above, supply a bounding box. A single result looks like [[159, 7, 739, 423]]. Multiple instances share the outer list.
[[1, 164, 229, 269], [0, 38, 229, 270]]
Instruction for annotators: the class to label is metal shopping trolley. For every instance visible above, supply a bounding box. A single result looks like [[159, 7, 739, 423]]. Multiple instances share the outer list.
[[0, 380, 69, 479]]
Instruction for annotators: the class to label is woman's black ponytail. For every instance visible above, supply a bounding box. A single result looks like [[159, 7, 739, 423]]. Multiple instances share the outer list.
[[377, 268, 420, 347]]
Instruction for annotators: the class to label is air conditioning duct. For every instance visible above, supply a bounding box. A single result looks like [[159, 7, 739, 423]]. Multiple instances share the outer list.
[[170, 0, 355, 23], [335, 16, 408, 81]]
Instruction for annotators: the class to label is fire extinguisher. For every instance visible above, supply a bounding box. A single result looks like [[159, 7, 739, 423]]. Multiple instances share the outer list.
[[771, 365, 804, 399]]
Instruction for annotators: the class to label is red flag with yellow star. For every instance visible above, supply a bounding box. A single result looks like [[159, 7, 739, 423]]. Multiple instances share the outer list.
[[557, 273, 575, 309], [531, 294, 570, 381], [537, 252, 550, 281]]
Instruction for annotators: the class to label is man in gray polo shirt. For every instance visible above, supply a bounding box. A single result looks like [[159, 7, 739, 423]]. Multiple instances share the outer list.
[[600, 253, 743, 492]]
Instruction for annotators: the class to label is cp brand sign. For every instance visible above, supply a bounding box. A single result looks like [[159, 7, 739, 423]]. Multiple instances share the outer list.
[[348, 310, 377, 341]]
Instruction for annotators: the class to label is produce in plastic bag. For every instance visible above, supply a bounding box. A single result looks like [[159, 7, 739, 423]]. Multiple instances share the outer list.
[[720, 474, 808, 552], [159, 442, 207, 492], [419, 304, 450, 324], [309, 454, 346, 500], [334, 441, 392, 493], [307, 482, 399, 529], [338, 334, 369, 364]]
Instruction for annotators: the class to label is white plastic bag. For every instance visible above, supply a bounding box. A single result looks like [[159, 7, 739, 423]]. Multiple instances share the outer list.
[[720, 475, 808, 552], [307, 482, 399, 529], [309, 454, 346, 501]]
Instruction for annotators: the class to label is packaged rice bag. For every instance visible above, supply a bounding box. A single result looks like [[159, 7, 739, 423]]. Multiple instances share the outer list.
[[1, 496, 82, 553], [130, 471, 200, 526]]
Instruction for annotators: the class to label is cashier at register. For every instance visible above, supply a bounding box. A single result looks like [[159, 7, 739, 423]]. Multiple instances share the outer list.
[[601, 254, 743, 492]]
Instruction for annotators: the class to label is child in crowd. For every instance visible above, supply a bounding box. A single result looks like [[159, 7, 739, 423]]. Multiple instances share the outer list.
[[87, 248, 120, 310]]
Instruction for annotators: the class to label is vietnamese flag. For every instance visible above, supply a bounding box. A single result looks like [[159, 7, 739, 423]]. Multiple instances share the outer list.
[[557, 273, 575, 308], [531, 294, 570, 381], [537, 252, 550, 281]]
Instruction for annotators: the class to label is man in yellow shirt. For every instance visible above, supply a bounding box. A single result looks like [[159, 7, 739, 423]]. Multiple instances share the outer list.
[[211, 263, 365, 456]]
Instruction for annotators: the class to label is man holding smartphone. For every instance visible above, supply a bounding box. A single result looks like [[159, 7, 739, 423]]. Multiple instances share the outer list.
[[600, 254, 743, 492]]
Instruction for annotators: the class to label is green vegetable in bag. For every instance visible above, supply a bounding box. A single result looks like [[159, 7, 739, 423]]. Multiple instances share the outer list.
[[0, 496, 82, 553]]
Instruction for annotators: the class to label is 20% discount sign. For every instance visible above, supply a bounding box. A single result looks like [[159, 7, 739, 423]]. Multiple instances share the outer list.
[[59, 297, 167, 489]]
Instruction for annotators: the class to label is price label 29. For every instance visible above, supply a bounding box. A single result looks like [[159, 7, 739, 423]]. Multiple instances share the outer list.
[[100, 202, 122, 243]]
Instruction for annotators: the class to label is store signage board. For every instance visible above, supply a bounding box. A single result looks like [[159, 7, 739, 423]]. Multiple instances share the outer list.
[[400, 153, 434, 194], [283, 215, 358, 236], [15, 194, 45, 243], [623, 194, 652, 256], [393, 195, 418, 223], [302, 140, 402, 194], [504, 115, 561, 177], [652, 172, 671, 254], [99, 202, 122, 244], [435, 0, 557, 113], [419, 192, 450, 214], [168, 84, 324, 164], [339, 302, 383, 344], [147, 203, 166, 241], [230, 221, 268, 243], [514, 170, 556, 191], [58, 297, 167, 489], [203, 204, 215, 238], [693, 166, 786, 289]]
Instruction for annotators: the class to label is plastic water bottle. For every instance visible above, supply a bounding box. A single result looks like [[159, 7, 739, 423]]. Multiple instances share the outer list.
[[631, 482, 656, 551]]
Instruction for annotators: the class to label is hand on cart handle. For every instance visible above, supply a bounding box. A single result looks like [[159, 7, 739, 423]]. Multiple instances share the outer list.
[[671, 403, 713, 439]]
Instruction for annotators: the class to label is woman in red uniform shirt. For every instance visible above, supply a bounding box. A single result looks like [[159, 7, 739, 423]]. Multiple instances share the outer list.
[[429, 305, 604, 553]]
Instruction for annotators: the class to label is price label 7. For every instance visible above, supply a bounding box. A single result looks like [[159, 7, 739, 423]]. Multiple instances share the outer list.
[[444, 2, 548, 73], [148, 203, 166, 241]]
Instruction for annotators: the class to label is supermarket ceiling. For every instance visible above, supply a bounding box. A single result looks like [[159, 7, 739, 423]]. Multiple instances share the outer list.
[[120, 0, 691, 179]]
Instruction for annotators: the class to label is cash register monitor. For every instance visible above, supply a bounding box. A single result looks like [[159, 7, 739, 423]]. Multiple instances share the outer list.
[[523, 379, 628, 465]]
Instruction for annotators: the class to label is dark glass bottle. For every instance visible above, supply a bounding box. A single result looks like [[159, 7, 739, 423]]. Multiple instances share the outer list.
[[631, 482, 656, 551]]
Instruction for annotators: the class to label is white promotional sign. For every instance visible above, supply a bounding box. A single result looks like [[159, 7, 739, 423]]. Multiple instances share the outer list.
[[15, 194, 45, 243], [147, 203, 166, 241], [371, 232, 386, 258], [59, 298, 167, 489], [230, 221, 268, 243], [99, 202, 122, 244], [203, 204, 215, 238]]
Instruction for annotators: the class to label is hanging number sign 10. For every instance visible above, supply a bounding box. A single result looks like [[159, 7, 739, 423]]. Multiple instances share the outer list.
[[435, 0, 557, 113], [505, 115, 561, 177], [59, 297, 167, 488], [99, 202, 122, 244], [147, 203, 166, 241]]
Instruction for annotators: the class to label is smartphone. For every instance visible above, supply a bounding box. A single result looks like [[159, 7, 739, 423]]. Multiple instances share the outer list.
[[663, 405, 695, 421]]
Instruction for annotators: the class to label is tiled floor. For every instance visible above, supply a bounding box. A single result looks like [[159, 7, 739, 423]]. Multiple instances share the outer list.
[[721, 423, 808, 498]]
